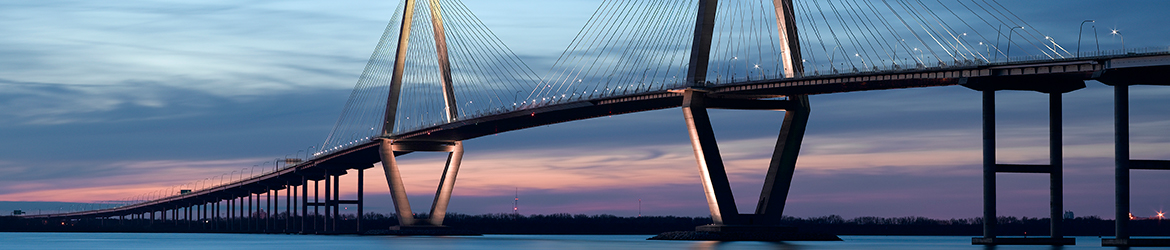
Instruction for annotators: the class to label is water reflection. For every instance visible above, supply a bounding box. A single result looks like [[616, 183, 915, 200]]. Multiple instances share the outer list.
[[690, 240, 802, 250]]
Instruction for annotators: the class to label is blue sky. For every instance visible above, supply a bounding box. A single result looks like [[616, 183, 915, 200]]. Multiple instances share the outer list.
[[1, 0, 1169, 219]]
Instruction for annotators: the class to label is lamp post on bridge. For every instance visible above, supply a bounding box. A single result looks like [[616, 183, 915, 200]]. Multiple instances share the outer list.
[[260, 161, 271, 176], [854, 53, 867, 71], [912, 48, 925, 67], [1110, 29, 1124, 51], [977, 42, 992, 62], [957, 33, 978, 63], [1006, 26, 1024, 62], [1077, 20, 1095, 57]]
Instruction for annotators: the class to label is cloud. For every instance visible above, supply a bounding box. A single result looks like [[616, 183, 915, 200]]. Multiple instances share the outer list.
[[0, 0, 394, 96]]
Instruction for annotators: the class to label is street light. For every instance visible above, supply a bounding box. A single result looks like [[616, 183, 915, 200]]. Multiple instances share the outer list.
[[1077, 20, 1095, 57], [1111, 29, 1124, 51], [855, 53, 867, 71], [912, 48, 924, 66], [977, 41, 993, 62], [1006, 26, 1024, 61], [957, 33, 978, 63]]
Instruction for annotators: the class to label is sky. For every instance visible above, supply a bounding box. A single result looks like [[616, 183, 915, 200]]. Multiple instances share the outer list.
[[1, 0, 1169, 220]]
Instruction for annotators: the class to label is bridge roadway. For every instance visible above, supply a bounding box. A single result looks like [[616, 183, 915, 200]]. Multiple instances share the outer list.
[[21, 51, 1170, 231]]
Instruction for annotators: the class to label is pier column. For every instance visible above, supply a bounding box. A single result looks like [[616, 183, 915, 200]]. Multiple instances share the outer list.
[[755, 95, 809, 225], [1115, 83, 1130, 240], [301, 178, 308, 233], [681, 90, 739, 225], [267, 189, 273, 232], [227, 198, 233, 230], [248, 193, 253, 231], [333, 174, 340, 231], [357, 168, 364, 232], [428, 141, 464, 226], [314, 179, 320, 232], [1050, 92, 1064, 239], [324, 174, 331, 232], [379, 139, 416, 227], [982, 90, 997, 238], [286, 185, 292, 232]]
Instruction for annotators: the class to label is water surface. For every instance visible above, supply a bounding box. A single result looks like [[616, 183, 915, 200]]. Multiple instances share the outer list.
[[1, 233, 1164, 249]]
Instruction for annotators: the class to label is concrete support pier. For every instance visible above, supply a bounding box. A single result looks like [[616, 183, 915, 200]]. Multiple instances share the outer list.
[[1098, 77, 1170, 246], [962, 78, 1083, 246], [369, 139, 478, 236], [652, 90, 839, 242]]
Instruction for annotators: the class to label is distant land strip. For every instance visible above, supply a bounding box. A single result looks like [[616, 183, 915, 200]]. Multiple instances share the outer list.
[[4, 213, 1169, 236]]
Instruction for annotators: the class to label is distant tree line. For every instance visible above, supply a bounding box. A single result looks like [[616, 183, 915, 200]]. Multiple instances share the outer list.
[[3, 213, 1169, 236]]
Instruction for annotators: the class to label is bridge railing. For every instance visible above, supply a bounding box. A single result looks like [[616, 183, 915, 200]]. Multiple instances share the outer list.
[[797, 46, 1170, 79]]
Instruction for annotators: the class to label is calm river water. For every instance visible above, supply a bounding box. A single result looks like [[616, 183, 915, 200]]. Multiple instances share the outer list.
[[1, 233, 1166, 249]]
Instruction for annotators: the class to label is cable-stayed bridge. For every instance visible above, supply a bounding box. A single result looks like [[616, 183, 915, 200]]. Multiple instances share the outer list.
[[20, 0, 1170, 245]]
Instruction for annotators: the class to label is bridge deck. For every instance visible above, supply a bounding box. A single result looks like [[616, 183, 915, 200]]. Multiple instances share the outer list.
[[23, 52, 1170, 220]]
